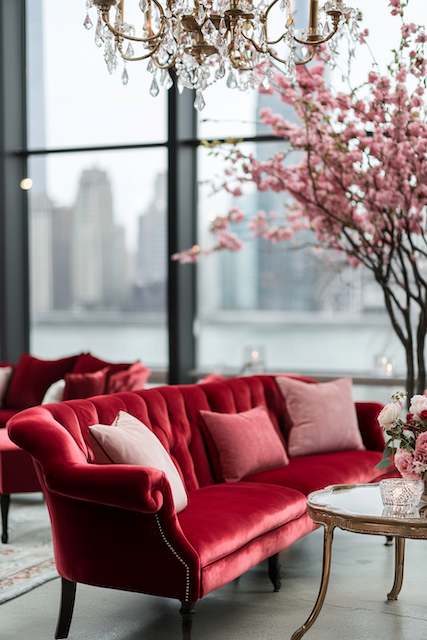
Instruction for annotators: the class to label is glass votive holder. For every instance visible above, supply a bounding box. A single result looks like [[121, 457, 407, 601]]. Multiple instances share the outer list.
[[380, 479, 424, 508]]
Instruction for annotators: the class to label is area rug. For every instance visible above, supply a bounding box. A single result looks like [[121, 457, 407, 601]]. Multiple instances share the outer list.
[[0, 494, 58, 604]]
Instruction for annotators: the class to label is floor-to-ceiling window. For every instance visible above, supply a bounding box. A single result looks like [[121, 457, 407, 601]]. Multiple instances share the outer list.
[[195, 0, 425, 385], [26, 1, 168, 368]]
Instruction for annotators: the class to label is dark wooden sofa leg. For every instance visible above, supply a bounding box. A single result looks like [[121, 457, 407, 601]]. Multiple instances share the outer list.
[[180, 601, 196, 640], [268, 553, 282, 592], [385, 536, 394, 546], [1, 494, 10, 544], [55, 578, 77, 640]]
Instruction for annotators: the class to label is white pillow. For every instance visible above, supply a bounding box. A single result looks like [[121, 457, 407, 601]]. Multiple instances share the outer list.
[[0, 366, 13, 407], [89, 411, 188, 513], [42, 379, 65, 404]]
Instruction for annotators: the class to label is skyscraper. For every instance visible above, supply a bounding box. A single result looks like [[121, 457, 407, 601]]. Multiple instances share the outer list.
[[71, 167, 127, 309], [135, 172, 167, 311]]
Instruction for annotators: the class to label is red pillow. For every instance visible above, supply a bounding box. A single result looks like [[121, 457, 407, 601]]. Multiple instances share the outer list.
[[108, 363, 151, 393], [200, 405, 289, 483], [72, 353, 130, 375], [5, 353, 79, 409], [63, 368, 108, 401]]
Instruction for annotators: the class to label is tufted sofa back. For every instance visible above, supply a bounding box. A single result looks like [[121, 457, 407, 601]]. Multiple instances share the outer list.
[[9, 375, 304, 493]]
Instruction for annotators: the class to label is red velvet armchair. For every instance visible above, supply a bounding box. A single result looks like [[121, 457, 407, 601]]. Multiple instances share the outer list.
[[8, 375, 389, 638]]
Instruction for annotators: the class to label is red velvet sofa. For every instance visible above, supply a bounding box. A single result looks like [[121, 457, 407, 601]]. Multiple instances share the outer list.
[[0, 353, 150, 544], [8, 374, 390, 639]]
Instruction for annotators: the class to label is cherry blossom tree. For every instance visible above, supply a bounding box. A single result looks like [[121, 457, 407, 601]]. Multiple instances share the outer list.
[[174, 0, 427, 398]]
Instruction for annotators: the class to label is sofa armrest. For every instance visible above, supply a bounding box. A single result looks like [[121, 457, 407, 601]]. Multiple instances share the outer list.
[[45, 463, 175, 515], [355, 402, 385, 451]]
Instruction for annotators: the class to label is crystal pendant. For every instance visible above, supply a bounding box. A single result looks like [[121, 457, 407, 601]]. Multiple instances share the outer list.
[[226, 69, 237, 89], [139, 0, 148, 11], [150, 75, 160, 97], [194, 90, 206, 111], [147, 59, 155, 73], [125, 43, 135, 57], [201, 19, 217, 44], [122, 66, 129, 85], [161, 70, 173, 90], [215, 60, 226, 79], [95, 16, 104, 47], [83, 13, 93, 30]]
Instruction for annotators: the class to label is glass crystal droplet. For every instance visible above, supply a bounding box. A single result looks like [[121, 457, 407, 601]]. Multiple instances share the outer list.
[[86, 0, 93, 8], [147, 59, 155, 73], [122, 67, 129, 85], [219, 18, 227, 35], [201, 18, 216, 43], [139, 0, 148, 10], [194, 90, 206, 111], [196, 5, 206, 24], [95, 16, 104, 47], [83, 13, 93, 30], [125, 43, 134, 57], [150, 75, 160, 97], [226, 69, 237, 88], [162, 70, 173, 90], [215, 60, 226, 79]]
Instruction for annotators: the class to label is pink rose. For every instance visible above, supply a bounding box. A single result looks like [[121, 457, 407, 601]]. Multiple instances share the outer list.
[[414, 433, 427, 474], [394, 449, 420, 479], [409, 395, 427, 421]]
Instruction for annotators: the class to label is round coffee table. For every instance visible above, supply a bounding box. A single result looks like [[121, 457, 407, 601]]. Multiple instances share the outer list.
[[291, 483, 427, 640]]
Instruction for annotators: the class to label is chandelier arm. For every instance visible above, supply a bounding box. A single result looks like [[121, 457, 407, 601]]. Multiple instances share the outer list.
[[101, 4, 166, 44], [118, 38, 165, 61], [295, 47, 316, 65], [293, 14, 341, 47], [240, 33, 265, 54], [266, 44, 313, 66]]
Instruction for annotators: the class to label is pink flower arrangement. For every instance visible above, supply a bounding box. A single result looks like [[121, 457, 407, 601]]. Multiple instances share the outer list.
[[378, 392, 427, 478], [174, 0, 427, 400]]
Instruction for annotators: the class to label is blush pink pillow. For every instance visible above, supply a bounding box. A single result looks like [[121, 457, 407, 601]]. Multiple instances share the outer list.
[[200, 406, 289, 483], [89, 411, 188, 512], [276, 376, 364, 457]]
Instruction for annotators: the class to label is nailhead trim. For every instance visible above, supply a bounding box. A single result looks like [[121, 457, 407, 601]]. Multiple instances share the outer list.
[[155, 513, 190, 602]]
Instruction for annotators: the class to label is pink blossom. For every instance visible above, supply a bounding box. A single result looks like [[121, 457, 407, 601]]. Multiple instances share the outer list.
[[394, 449, 420, 479]]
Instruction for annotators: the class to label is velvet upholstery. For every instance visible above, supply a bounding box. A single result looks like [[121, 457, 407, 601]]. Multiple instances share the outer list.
[[245, 450, 387, 495], [0, 408, 20, 428], [8, 374, 387, 607], [5, 353, 79, 409], [178, 482, 306, 566], [0, 430, 39, 494], [63, 368, 108, 401]]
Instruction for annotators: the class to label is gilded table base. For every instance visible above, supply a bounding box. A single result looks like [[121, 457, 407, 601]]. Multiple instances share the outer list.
[[290, 525, 334, 640], [387, 537, 405, 601], [290, 529, 406, 639]]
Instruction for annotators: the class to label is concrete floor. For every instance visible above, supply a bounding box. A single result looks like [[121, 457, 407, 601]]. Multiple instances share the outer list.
[[1, 528, 427, 640]]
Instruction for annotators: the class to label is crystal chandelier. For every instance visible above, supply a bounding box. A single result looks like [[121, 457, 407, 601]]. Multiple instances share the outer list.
[[83, 0, 358, 110]]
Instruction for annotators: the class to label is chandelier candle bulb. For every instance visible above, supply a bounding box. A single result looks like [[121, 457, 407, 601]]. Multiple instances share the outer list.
[[86, 0, 359, 107]]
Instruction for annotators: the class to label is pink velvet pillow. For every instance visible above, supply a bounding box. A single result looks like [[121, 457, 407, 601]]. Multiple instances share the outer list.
[[276, 376, 364, 457], [200, 405, 289, 483]]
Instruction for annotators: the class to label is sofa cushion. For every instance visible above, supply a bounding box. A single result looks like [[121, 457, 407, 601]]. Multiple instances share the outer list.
[[200, 406, 288, 482], [0, 408, 19, 428], [108, 363, 151, 393], [178, 482, 306, 566], [0, 429, 40, 493], [245, 450, 385, 495], [90, 411, 188, 512], [276, 376, 364, 457], [63, 368, 108, 401], [5, 354, 79, 409], [73, 353, 130, 375]]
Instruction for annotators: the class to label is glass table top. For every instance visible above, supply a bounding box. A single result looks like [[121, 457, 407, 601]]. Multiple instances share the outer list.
[[308, 484, 427, 525]]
